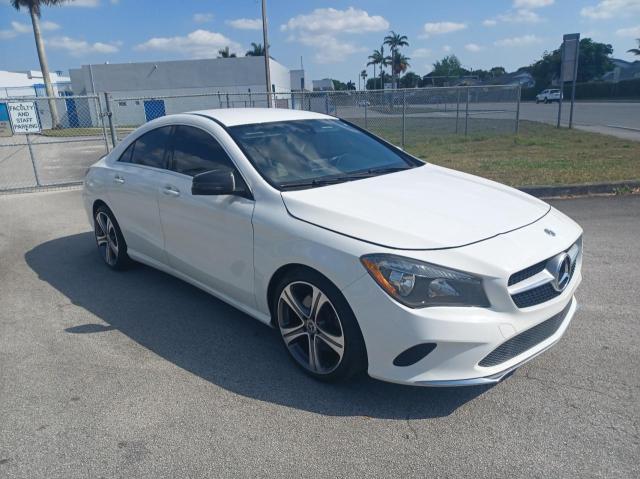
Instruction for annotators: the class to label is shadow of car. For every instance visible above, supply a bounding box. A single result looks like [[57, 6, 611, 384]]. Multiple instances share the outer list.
[[25, 232, 494, 419]]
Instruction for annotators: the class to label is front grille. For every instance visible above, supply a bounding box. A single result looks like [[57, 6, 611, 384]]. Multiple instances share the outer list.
[[508, 238, 581, 308], [511, 259, 577, 308], [479, 302, 572, 368]]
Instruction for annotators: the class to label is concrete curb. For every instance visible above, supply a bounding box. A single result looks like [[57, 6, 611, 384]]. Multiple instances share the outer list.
[[520, 180, 640, 199]]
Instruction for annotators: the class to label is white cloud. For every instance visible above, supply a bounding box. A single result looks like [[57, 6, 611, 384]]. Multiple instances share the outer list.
[[465, 43, 483, 52], [513, 0, 554, 8], [443, 45, 452, 53], [581, 0, 640, 19], [67, 0, 100, 7], [496, 9, 542, 23], [483, 19, 498, 27], [193, 13, 213, 24], [135, 29, 242, 59], [48, 36, 120, 56], [616, 25, 640, 37], [494, 34, 543, 47], [281, 7, 388, 34], [0, 20, 59, 39], [422, 21, 467, 38], [226, 18, 262, 30], [411, 48, 431, 58], [281, 8, 386, 64]]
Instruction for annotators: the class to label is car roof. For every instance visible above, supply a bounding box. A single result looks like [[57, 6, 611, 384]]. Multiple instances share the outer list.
[[188, 108, 335, 127]]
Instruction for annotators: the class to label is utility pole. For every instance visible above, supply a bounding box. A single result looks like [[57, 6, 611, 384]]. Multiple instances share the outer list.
[[261, 0, 273, 108]]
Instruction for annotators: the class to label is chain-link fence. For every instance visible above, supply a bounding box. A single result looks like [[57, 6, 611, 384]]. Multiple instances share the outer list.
[[106, 85, 520, 150], [0, 94, 109, 191], [0, 85, 519, 192]]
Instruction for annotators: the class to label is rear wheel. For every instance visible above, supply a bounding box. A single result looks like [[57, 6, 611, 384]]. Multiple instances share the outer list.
[[274, 269, 367, 382], [94, 205, 130, 270]]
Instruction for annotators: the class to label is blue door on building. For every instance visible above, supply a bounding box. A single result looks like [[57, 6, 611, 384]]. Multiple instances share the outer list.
[[65, 97, 79, 128], [144, 100, 166, 121]]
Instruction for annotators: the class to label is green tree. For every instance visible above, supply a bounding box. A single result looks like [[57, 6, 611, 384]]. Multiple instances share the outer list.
[[217, 46, 237, 58], [384, 31, 409, 88], [366, 71, 390, 90], [11, 0, 68, 128], [628, 39, 640, 56], [528, 38, 613, 89], [426, 55, 468, 85], [346, 80, 356, 91], [245, 42, 265, 56], [490, 66, 507, 78], [399, 71, 421, 88]]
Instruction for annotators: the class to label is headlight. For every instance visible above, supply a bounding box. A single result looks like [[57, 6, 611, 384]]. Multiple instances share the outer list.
[[360, 254, 489, 308]]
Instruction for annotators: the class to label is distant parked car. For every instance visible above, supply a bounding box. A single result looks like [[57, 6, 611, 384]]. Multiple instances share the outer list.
[[357, 100, 370, 107], [536, 89, 562, 104]]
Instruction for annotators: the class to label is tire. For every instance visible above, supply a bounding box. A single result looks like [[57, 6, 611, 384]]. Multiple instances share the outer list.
[[93, 205, 131, 270], [544, 98, 549, 104], [536, 99, 540, 104], [273, 268, 367, 382]]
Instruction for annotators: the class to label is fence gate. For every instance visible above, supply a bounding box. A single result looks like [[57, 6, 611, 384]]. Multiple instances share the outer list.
[[0, 94, 110, 192]]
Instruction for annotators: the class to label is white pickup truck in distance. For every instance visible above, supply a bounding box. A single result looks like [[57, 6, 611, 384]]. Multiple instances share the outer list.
[[536, 89, 563, 103]]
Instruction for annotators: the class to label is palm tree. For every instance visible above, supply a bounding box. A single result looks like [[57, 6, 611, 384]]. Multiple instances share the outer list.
[[383, 31, 409, 89], [391, 52, 411, 77], [11, 0, 66, 128], [367, 48, 384, 88], [346, 81, 356, 91], [360, 70, 367, 90], [245, 42, 265, 56], [218, 46, 237, 58], [628, 39, 640, 56]]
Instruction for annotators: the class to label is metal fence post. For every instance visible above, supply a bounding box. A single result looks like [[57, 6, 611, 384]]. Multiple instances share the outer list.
[[25, 133, 41, 187], [464, 87, 470, 136], [364, 100, 368, 129], [103, 92, 117, 147], [226, 93, 230, 108], [455, 88, 460, 134], [401, 89, 406, 150], [515, 85, 521, 135], [96, 94, 110, 152], [325, 92, 329, 115]]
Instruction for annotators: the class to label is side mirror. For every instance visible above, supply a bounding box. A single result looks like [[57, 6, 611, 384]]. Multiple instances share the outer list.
[[192, 168, 236, 196]]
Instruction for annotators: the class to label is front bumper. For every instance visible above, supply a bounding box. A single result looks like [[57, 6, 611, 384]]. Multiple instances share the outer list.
[[341, 209, 582, 387]]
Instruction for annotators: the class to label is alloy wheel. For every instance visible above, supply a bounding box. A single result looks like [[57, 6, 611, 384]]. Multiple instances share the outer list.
[[277, 281, 345, 374], [95, 211, 119, 266]]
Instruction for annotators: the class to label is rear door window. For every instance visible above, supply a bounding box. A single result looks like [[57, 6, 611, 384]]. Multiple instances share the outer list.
[[170, 125, 236, 176], [130, 126, 172, 169]]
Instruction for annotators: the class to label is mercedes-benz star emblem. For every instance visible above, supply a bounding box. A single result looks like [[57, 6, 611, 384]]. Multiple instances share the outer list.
[[544, 228, 556, 237], [547, 252, 572, 292]]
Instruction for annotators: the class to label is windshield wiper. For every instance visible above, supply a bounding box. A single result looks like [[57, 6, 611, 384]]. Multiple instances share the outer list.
[[280, 166, 412, 190]]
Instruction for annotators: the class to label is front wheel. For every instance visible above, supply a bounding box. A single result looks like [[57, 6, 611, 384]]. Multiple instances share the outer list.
[[274, 269, 367, 382]]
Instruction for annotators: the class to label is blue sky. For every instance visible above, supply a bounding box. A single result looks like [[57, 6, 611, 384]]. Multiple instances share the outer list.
[[1, 0, 639, 83]]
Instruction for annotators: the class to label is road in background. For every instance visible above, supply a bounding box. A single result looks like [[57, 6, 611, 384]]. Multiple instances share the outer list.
[[0, 190, 638, 478], [520, 101, 640, 140]]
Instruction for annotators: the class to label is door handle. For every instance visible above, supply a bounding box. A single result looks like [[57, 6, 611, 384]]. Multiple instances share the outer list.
[[162, 186, 180, 197], [113, 175, 125, 184]]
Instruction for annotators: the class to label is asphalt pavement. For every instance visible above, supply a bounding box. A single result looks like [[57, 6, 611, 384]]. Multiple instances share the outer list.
[[0, 190, 639, 478]]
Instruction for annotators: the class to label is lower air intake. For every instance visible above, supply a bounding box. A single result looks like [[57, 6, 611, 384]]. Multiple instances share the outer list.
[[478, 302, 572, 368]]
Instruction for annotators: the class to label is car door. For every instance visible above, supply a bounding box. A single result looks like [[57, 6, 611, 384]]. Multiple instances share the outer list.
[[156, 124, 256, 307], [107, 126, 172, 264]]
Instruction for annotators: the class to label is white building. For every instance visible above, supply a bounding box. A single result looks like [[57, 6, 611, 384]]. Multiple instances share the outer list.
[[69, 57, 294, 126], [0, 70, 71, 98]]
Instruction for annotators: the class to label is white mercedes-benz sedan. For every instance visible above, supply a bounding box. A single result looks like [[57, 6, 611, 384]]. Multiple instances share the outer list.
[[83, 108, 583, 386]]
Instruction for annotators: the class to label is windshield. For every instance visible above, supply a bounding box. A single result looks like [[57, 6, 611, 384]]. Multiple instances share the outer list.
[[228, 119, 421, 189]]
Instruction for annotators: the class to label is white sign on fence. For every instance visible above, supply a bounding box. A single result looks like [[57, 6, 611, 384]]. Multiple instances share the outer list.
[[8, 102, 41, 134]]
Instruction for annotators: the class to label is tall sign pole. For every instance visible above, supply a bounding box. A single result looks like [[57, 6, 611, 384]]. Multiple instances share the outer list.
[[557, 33, 580, 129], [261, 0, 273, 108]]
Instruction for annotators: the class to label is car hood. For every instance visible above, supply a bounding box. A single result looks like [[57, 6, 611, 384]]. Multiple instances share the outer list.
[[280, 164, 550, 250]]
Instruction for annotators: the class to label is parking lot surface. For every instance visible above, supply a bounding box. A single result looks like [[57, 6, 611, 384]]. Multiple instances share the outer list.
[[0, 190, 638, 478]]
